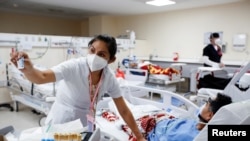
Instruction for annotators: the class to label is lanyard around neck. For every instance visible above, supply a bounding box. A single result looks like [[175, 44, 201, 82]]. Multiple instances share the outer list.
[[89, 72, 103, 111]]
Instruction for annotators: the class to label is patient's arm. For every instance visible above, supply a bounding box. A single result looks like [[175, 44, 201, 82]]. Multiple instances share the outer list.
[[113, 97, 145, 141]]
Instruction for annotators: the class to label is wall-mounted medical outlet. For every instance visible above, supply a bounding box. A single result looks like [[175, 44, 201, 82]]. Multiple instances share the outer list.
[[233, 34, 247, 51], [0, 80, 6, 87]]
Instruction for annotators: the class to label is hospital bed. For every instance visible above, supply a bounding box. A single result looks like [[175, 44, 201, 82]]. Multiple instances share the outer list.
[[122, 67, 185, 98], [6, 63, 58, 125], [124, 60, 184, 84], [13, 97, 250, 141], [197, 61, 250, 103], [95, 83, 199, 141], [194, 98, 250, 141], [12, 63, 250, 141], [95, 79, 250, 141]]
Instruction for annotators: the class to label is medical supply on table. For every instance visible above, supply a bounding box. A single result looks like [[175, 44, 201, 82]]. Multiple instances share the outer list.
[[18, 119, 85, 141], [43, 120, 83, 141], [53, 133, 82, 141], [41, 133, 82, 141]]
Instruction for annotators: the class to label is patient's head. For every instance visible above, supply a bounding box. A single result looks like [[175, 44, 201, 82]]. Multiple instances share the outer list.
[[197, 93, 232, 130]]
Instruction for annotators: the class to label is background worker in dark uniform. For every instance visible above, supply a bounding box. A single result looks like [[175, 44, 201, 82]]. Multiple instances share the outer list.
[[199, 32, 231, 90], [202, 32, 224, 68]]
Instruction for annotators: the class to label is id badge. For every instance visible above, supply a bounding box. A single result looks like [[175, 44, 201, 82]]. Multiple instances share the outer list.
[[86, 113, 95, 132]]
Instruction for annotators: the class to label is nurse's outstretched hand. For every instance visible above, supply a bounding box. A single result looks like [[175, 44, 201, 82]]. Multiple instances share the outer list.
[[10, 51, 33, 73]]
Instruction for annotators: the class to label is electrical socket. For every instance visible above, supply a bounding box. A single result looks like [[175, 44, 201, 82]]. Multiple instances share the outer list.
[[0, 80, 6, 87]]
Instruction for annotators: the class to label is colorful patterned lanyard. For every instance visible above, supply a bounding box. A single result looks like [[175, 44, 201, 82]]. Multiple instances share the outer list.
[[88, 72, 103, 114]]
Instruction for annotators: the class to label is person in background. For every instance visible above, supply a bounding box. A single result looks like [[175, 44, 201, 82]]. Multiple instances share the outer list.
[[198, 32, 231, 90], [10, 34, 146, 141], [201, 32, 224, 68]]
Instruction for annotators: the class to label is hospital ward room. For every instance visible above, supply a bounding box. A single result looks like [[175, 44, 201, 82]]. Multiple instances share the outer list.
[[0, 0, 250, 141]]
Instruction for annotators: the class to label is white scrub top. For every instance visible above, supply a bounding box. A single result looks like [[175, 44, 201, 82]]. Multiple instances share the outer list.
[[45, 57, 122, 126]]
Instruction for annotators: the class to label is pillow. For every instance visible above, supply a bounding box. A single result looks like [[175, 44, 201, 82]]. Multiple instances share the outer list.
[[238, 73, 250, 89]]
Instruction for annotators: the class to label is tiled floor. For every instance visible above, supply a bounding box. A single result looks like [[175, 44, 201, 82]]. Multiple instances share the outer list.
[[0, 103, 44, 135]]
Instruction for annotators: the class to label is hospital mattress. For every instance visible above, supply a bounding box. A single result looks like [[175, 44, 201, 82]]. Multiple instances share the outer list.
[[96, 98, 165, 141], [8, 64, 58, 99], [95, 91, 199, 141]]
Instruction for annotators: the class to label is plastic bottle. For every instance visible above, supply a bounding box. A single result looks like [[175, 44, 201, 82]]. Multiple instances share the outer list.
[[15, 45, 24, 69], [173, 52, 179, 61]]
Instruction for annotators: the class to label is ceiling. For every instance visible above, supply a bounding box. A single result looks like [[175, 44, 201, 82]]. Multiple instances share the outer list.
[[0, 0, 244, 19]]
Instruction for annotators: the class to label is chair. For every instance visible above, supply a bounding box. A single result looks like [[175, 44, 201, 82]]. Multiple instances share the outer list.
[[0, 126, 14, 135]]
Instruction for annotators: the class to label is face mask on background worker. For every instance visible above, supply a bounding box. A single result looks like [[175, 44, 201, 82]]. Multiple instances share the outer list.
[[214, 38, 221, 45], [87, 54, 108, 72]]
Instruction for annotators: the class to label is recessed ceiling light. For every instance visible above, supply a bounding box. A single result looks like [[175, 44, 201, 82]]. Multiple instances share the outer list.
[[13, 3, 18, 8], [146, 0, 176, 6]]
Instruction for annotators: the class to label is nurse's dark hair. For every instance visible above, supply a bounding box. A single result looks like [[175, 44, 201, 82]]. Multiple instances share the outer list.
[[209, 93, 232, 114], [88, 34, 117, 59], [210, 32, 220, 39]]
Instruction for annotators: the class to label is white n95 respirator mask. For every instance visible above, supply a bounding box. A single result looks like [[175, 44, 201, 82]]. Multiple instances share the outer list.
[[215, 38, 221, 45], [87, 54, 108, 72]]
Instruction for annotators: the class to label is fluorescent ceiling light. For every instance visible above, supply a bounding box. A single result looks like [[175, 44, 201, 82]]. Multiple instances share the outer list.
[[146, 0, 176, 6]]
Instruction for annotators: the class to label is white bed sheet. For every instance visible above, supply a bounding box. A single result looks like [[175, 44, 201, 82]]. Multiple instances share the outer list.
[[9, 64, 58, 98], [97, 97, 250, 141], [96, 98, 164, 141]]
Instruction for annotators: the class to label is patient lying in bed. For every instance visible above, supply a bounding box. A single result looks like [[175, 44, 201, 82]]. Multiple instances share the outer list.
[[122, 93, 232, 141]]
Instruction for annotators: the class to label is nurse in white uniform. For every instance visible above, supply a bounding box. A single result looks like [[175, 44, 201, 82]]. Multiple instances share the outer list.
[[10, 34, 146, 141]]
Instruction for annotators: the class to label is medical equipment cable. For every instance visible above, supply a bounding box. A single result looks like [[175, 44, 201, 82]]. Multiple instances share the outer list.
[[66, 37, 84, 60], [28, 38, 51, 60]]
